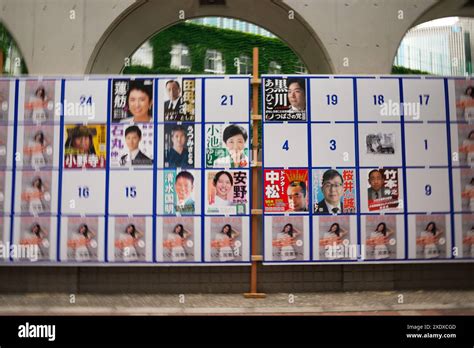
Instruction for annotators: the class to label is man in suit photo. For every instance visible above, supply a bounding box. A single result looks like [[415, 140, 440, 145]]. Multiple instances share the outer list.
[[315, 169, 344, 215], [367, 169, 391, 200], [120, 125, 153, 166], [164, 80, 183, 120], [165, 125, 191, 168]]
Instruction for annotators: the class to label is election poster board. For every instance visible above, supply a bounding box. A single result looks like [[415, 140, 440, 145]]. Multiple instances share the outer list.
[[0, 75, 251, 265], [262, 75, 474, 264], [0, 74, 473, 266]]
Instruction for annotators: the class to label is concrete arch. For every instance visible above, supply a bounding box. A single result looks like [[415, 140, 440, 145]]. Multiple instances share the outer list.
[[86, 0, 334, 74], [0, 20, 29, 73], [411, 0, 474, 27]]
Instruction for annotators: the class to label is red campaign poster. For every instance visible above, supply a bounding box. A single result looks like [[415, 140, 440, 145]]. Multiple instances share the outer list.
[[367, 168, 400, 212], [264, 169, 309, 213]]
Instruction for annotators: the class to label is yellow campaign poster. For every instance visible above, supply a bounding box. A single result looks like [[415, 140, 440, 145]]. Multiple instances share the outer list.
[[64, 124, 107, 169]]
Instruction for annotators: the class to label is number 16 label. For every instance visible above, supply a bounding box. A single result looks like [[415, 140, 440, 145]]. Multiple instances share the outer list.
[[61, 171, 106, 214]]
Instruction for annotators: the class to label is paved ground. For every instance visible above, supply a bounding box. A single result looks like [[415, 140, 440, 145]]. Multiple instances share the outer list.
[[0, 290, 473, 315]]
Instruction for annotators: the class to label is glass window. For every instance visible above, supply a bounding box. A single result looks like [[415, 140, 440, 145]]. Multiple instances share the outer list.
[[169, 44, 192, 71], [295, 59, 308, 74], [204, 49, 226, 74], [268, 61, 281, 74], [235, 55, 251, 74]]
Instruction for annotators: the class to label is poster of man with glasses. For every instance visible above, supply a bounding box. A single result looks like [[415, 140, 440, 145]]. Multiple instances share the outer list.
[[313, 169, 356, 215]]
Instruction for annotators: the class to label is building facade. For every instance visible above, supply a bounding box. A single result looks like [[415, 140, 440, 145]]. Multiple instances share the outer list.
[[394, 17, 474, 76], [126, 21, 306, 75]]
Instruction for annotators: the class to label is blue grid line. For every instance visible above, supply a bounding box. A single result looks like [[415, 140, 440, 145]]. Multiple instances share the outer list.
[[306, 78, 313, 260], [152, 78, 158, 262], [56, 79, 66, 261], [103, 78, 112, 262], [399, 78, 409, 260], [353, 78, 362, 260], [444, 78, 456, 259], [8, 79, 19, 262]]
